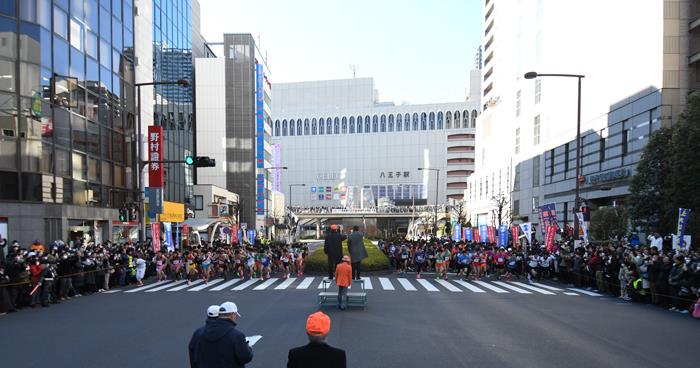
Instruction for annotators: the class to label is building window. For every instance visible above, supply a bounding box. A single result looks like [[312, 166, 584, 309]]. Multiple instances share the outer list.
[[514, 165, 520, 191], [388, 114, 394, 131], [349, 117, 355, 134], [599, 136, 605, 162], [515, 127, 520, 154], [535, 79, 542, 104], [282, 120, 288, 136], [463, 110, 469, 128], [396, 114, 402, 131], [318, 118, 325, 135], [446, 111, 452, 129], [289, 120, 295, 136], [274, 120, 280, 136], [621, 129, 628, 156], [429, 112, 435, 130], [564, 143, 570, 173], [364, 116, 370, 133], [380, 115, 386, 132], [532, 156, 540, 187], [412, 113, 419, 130], [333, 117, 340, 134], [533, 115, 540, 145], [341, 117, 347, 134], [437, 112, 443, 129], [421, 112, 427, 130], [304, 119, 310, 135], [312, 118, 318, 135], [454, 111, 460, 128], [357, 117, 363, 133], [516, 90, 521, 117], [372, 115, 378, 132], [471, 110, 478, 128], [513, 199, 520, 214], [297, 119, 303, 135], [194, 195, 203, 210], [404, 113, 411, 131], [549, 148, 554, 178]]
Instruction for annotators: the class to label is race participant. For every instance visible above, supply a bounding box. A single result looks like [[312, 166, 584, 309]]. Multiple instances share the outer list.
[[494, 247, 508, 280], [414, 246, 427, 279]]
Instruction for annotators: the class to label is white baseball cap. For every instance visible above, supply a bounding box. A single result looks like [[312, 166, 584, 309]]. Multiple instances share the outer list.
[[207, 305, 220, 318], [219, 301, 241, 316]]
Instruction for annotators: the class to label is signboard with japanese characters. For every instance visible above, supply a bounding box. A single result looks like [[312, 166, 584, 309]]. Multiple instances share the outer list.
[[148, 126, 164, 187], [379, 170, 411, 180]]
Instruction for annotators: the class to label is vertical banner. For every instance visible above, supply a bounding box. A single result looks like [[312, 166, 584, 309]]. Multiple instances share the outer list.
[[464, 227, 472, 241], [273, 144, 282, 192], [151, 223, 161, 253], [539, 203, 558, 232], [676, 208, 691, 250], [575, 212, 590, 245], [163, 222, 173, 251], [255, 63, 265, 216], [479, 225, 488, 243], [175, 223, 180, 249], [148, 126, 164, 187], [473, 227, 480, 242], [182, 224, 189, 247], [519, 223, 532, 245], [545, 225, 556, 252], [498, 224, 508, 246], [247, 229, 256, 245], [237, 229, 243, 244], [454, 224, 462, 242], [511, 226, 519, 246], [488, 226, 496, 244], [231, 224, 238, 244]]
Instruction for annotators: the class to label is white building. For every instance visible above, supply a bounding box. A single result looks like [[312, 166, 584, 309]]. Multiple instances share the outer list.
[[271, 77, 480, 208], [468, 0, 696, 235]]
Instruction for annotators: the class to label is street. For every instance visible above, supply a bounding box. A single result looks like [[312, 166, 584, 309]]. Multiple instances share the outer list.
[[1, 275, 697, 368]]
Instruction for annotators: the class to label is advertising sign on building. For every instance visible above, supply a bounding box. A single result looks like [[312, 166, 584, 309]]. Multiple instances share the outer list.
[[160, 201, 185, 222], [148, 126, 164, 187], [255, 63, 266, 216]]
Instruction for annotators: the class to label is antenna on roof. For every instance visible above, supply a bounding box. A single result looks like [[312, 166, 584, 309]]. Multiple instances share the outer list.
[[349, 64, 359, 78]]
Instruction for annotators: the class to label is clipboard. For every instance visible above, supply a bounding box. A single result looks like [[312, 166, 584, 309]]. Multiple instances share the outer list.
[[246, 335, 262, 347]]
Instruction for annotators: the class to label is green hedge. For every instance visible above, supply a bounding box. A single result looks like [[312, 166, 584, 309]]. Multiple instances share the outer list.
[[305, 239, 390, 272]]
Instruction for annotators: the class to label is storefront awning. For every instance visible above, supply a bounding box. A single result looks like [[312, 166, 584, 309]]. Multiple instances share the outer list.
[[184, 218, 222, 232]]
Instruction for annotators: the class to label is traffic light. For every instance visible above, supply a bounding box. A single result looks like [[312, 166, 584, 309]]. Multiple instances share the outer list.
[[118, 208, 128, 222], [185, 155, 216, 167]]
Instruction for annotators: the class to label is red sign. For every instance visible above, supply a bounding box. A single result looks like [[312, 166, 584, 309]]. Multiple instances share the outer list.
[[473, 227, 480, 242], [231, 224, 239, 244], [148, 126, 164, 187], [511, 226, 519, 246], [545, 225, 557, 252], [487, 226, 496, 244], [152, 223, 161, 253]]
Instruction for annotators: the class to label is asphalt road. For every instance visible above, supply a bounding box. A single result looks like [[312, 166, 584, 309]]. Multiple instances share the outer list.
[[1, 276, 697, 368]]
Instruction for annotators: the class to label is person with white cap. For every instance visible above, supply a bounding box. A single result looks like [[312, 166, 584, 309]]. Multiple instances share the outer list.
[[206, 305, 220, 320], [188, 301, 253, 368]]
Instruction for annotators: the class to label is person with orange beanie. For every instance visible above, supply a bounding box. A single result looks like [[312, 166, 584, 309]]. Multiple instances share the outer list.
[[287, 311, 346, 368]]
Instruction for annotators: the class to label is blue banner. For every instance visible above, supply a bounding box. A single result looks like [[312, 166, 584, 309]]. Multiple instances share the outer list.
[[465, 227, 472, 241], [163, 222, 173, 251], [454, 224, 462, 242], [677, 208, 691, 249], [175, 223, 180, 249], [255, 63, 265, 216], [498, 224, 508, 246], [538, 203, 558, 234], [237, 230, 243, 244], [479, 225, 489, 243], [247, 229, 256, 244]]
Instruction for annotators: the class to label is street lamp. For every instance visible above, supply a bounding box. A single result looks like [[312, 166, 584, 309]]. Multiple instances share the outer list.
[[263, 166, 288, 238], [288, 183, 306, 208], [134, 79, 190, 243], [524, 71, 585, 242], [418, 167, 440, 236]]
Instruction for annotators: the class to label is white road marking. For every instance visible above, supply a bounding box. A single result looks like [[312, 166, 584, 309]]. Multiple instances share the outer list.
[[532, 282, 564, 291], [296, 277, 315, 289], [567, 288, 603, 296], [435, 279, 462, 292], [360, 277, 373, 290], [188, 279, 224, 291], [146, 280, 187, 292], [492, 281, 533, 294], [473, 281, 509, 293], [397, 278, 417, 291], [453, 280, 486, 293], [168, 279, 204, 291], [416, 279, 439, 291], [209, 279, 241, 291], [124, 280, 171, 293], [379, 277, 395, 290], [102, 289, 121, 294], [509, 282, 556, 295], [233, 278, 259, 291], [274, 278, 296, 290], [253, 278, 279, 290], [564, 292, 580, 296]]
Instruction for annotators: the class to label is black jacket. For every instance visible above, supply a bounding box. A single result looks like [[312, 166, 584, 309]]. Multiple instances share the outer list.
[[189, 319, 253, 368], [324, 231, 345, 263], [287, 342, 346, 368]]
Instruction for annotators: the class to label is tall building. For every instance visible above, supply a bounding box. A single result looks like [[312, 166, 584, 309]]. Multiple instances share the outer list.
[[195, 34, 272, 234], [270, 77, 480, 210], [0, 0, 137, 244], [467, 0, 697, 236]]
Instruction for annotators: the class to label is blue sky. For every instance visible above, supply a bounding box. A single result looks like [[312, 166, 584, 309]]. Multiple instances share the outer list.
[[199, 0, 483, 104]]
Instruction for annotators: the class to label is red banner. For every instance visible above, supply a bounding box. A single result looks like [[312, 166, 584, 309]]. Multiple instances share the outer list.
[[545, 225, 556, 252], [473, 227, 480, 243], [231, 224, 239, 244], [148, 126, 164, 187], [488, 226, 496, 244], [511, 226, 519, 247], [152, 223, 161, 253], [182, 224, 189, 247]]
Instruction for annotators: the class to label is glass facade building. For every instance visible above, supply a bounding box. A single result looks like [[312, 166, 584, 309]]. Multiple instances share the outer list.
[[0, 0, 137, 244]]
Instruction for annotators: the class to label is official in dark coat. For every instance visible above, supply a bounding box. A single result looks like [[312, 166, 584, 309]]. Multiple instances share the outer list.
[[287, 311, 346, 368], [347, 226, 368, 280], [323, 225, 345, 279], [189, 301, 253, 368]]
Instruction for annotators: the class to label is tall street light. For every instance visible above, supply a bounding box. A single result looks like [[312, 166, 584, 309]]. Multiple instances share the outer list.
[[135, 79, 190, 243], [524, 71, 585, 242], [418, 167, 440, 236], [264, 166, 288, 238], [288, 183, 306, 208]]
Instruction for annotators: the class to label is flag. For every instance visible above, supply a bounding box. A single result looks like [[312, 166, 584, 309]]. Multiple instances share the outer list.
[[479, 225, 488, 243], [576, 212, 590, 245], [182, 224, 189, 246], [151, 223, 161, 253], [677, 208, 691, 250], [498, 224, 508, 246], [163, 222, 173, 252], [520, 223, 532, 245], [538, 203, 558, 234], [175, 223, 180, 249], [454, 224, 462, 242], [465, 227, 472, 241], [511, 226, 519, 246], [231, 224, 238, 244], [473, 227, 480, 242], [545, 225, 556, 252], [488, 226, 496, 244]]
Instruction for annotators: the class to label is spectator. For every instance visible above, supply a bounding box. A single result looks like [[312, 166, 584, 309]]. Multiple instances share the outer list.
[[335, 255, 353, 310], [188, 301, 253, 368], [287, 311, 346, 368]]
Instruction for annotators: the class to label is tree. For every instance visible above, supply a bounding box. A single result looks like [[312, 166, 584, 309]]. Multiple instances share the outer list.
[[419, 211, 436, 236], [491, 194, 510, 227], [589, 207, 629, 242], [450, 200, 468, 225]]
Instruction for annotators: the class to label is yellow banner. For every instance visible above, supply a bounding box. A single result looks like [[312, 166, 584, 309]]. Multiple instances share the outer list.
[[160, 201, 185, 222]]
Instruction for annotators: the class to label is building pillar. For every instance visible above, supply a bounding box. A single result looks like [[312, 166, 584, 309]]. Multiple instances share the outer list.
[[315, 219, 321, 239]]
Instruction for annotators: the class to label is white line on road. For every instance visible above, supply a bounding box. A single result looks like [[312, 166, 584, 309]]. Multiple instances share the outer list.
[[435, 279, 462, 292], [378, 277, 395, 290], [567, 288, 603, 296], [397, 278, 417, 291], [124, 280, 171, 293], [253, 278, 279, 290], [296, 277, 315, 290], [416, 279, 439, 291], [509, 282, 556, 295], [274, 278, 296, 290], [209, 279, 241, 291], [532, 282, 564, 291], [102, 289, 121, 294], [564, 292, 580, 296], [453, 280, 486, 293], [492, 281, 532, 294], [318, 279, 331, 289], [145, 280, 187, 292], [473, 281, 509, 293], [233, 278, 259, 291], [360, 277, 373, 290], [188, 279, 224, 291], [169, 279, 204, 291]]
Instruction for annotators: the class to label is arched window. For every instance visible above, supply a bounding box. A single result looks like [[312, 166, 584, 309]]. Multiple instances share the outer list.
[[349, 117, 355, 134], [326, 117, 332, 134], [454, 111, 460, 128], [333, 117, 340, 134], [364, 116, 370, 133], [275, 120, 280, 136], [341, 117, 347, 134], [304, 119, 310, 135], [388, 114, 394, 132], [437, 112, 443, 130], [357, 116, 363, 133], [463, 110, 469, 128], [471, 109, 478, 128], [372, 115, 378, 132], [289, 120, 295, 136], [420, 112, 427, 130], [396, 114, 403, 131], [412, 113, 419, 130], [282, 120, 288, 136], [380, 115, 386, 132], [429, 112, 435, 130], [319, 118, 325, 135], [312, 118, 318, 135], [404, 113, 411, 131], [446, 111, 452, 129]]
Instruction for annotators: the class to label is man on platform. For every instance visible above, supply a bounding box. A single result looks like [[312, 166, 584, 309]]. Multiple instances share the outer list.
[[323, 225, 345, 280], [347, 226, 367, 280]]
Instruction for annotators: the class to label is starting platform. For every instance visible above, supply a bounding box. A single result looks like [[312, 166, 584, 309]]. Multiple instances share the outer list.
[[318, 279, 368, 308]]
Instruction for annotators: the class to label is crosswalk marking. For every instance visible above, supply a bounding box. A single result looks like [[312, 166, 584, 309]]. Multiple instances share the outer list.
[[435, 279, 462, 292], [473, 280, 509, 293], [568, 288, 603, 296], [125, 280, 171, 293], [296, 277, 315, 289], [209, 279, 241, 291], [318, 279, 331, 289], [532, 282, 564, 291], [233, 279, 259, 291], [361, 277, 373, 290], [510, 282, 556, 295], [397, 278, 417, 291], [453, 280, 486, 293], [379, 277, 394, 290], [253, 278, 279, 290], [416, 279, 439, 291], [189, 279, 224, 291], [102, 289, 121, 294], [274, 278, 296, 290], [564, 292, 580, 296], [169, 279, 204, 291], [146, 280, 186, 292], [492, 281, 532, 294]]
